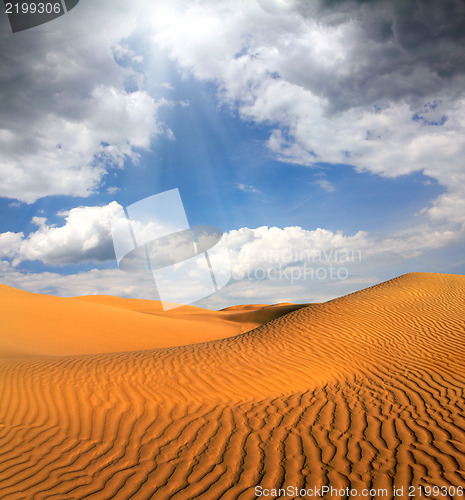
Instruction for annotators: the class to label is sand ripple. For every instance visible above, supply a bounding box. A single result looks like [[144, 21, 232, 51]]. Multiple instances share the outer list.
[[1, 273, 464, 499]]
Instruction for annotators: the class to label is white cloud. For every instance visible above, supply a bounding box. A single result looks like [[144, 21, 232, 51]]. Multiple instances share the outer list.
[[0, 232, 24, 259], [237, 183, 261, 194], [0, 257, 379, 306], [227, 226, 367, 275], [1, 0, 464, 304], [0, 218, 462, 306], [315, 178, 335, 193], [145, 0, 465, 229], [3, 0, 463, 229], [0, 0, 167, 203], [0, 83, 164, 203], [1, 205, 462, 272], [0, 260, 158, 299], [12, 202, 122, 266]]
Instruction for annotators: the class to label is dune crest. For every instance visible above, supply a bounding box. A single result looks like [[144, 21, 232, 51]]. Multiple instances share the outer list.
[[1, 272, 465, 498]]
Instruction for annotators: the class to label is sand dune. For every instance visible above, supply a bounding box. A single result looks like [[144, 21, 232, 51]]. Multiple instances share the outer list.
[[0, 284, 306, 357], [1, 272, 465, 499]]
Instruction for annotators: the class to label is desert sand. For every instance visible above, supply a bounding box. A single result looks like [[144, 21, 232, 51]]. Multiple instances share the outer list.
[[0, 272, 464, 499], [0, 285, 307, 357]]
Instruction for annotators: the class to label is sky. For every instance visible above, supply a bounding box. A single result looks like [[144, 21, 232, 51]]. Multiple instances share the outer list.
[[0, 0, 464, 308]]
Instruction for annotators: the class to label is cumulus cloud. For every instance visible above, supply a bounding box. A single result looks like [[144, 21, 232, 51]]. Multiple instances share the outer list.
[[1, 0, 464, 304], [0, 232, 24, 259], [0, 215, 462, 306], [0, 257, 380, 306], [1, 203, 461, 276], [11, 202, 122, 266], [227, 226, 367, 274], [226, 223, 464, 278], [147, 0, 465, 228], [0, 260, 159, 299], [3, 0, 464, 224], [0, 0, 167, 203]]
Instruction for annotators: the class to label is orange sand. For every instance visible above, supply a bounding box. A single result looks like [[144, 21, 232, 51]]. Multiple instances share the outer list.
[[0, 284, 307, 357], [0, 272, 464, 499]]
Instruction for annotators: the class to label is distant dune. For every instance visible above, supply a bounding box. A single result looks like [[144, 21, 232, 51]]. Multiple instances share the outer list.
[[1, 273, 464, 499], [0, 284, 307, 357]]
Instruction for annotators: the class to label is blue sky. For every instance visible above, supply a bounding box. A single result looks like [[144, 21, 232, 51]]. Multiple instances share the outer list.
[[0, 0, 464, 307]]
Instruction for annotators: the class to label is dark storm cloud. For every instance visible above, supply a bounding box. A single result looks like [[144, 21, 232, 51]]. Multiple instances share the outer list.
[[0, 23, 122, 133], [293, 0, 465, 112]]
